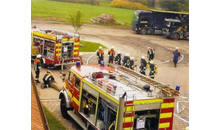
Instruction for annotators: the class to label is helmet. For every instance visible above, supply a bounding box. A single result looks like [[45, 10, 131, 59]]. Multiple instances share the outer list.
[[125, 53, 129, 56], [127, 53, 130, 56], [37, 54, 41, 58], [118, 51, 121, 54], [111, 46, 114, 49], [150, 60, 153, 64], [141, 56, 145, 59], [47, 70, 51, 73], [176, 47, 178, 49], [99, 46, 102, 49], [130, 57, 134, 60], [148, 47, 150, 49], [79, 53, 83, 56]]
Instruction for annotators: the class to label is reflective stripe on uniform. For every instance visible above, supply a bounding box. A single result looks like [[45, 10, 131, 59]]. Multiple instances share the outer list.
[[45, 75, 51, 81]]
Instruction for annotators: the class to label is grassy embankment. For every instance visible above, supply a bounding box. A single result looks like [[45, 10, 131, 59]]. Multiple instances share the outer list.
[[31, 0, 134, 27]]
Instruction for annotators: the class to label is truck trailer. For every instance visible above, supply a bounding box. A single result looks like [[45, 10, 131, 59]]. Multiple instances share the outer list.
[[132, 10, 188, 36], [59, 64, 180, 130]]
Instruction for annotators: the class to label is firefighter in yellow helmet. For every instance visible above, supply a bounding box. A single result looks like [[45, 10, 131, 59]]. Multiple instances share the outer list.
[[149, 60, 158, 79]]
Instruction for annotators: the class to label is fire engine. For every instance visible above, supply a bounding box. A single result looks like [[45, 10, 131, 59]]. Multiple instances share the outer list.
[[31, 26, 80, 67], [59, 63, 180, 130]]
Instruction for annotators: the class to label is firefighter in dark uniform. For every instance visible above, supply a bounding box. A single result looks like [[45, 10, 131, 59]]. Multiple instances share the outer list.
[[34, 54, 42, 83], [122, 53, 129, 66], [97, 46, 104, 65], [125, 54, 130, 68], [108, 46, 115, 66], [115, 51, 121, 65], [130, 57, 135, 70], [149, 60, 157, 79], [147, 47, 155, 61], [139, 56, 147, 75], [173, 47, 180, 67], [42, 70, 55, 88]]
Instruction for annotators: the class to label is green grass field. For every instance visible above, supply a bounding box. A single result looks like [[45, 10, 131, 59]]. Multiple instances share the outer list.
[[80, 41, 107, 52], [31, 0, 134, 27]]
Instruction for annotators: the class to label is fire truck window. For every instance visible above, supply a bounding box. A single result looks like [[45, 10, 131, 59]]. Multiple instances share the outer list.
[[75, 76, 81, 90], [68, 72, 74, 84]]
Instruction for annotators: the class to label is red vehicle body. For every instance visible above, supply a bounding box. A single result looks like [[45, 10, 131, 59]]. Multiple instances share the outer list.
[[31, 27, 80, 67]]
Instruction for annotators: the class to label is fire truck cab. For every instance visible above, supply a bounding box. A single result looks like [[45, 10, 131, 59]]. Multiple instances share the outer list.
[[31, 26, 80, 67], [59, 64, 179, 130]]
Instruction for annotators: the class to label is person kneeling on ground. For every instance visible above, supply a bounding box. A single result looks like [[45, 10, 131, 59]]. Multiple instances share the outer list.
[[42, 70, 55, 88]]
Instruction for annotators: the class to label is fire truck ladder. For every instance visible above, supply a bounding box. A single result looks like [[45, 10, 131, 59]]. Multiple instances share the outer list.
[[110, 64, 180, 97]]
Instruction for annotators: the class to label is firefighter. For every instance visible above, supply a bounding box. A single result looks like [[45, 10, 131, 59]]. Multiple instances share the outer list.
[[77, 53, 83, 65], [122, 53, 129, 66], [42, 70, 55, 88], [147, 47, 155, 61], [97, 46, 104, 65], [108, 46, 115, 66], [149, 60, 157, 79], [125, 54, 130, 68], [34, 54, 42, 83], [115, 51, 121, 65], [173, 47, 180, 67], [139, 56, 147, 75], [130, 57, 135, 70]]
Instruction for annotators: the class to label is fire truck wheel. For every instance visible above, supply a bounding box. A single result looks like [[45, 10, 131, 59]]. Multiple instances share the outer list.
[[172, 33, 180, 40], [60, 97, 70, 119]]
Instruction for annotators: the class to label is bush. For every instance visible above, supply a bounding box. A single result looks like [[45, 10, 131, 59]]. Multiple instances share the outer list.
[[111, 0, 148, 10]]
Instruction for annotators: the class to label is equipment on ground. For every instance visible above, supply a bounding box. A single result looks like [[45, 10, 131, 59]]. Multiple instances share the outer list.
[[31, 26, 80, 68], [132, 9, 189, 38], [59, 64, 180, 130]]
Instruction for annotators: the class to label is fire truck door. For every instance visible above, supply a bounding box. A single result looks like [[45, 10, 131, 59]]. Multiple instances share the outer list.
[[66, 72, 80, 111]]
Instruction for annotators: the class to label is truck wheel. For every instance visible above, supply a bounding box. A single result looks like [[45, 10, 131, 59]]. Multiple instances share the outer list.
[[146, 29, 151, 34], [140, 28, 147, 35], [172, 33, 180, 40], [60, 97, 70, 119]]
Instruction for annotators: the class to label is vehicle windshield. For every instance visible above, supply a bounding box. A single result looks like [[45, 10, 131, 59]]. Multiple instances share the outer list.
[[133, 12, 139, 22]]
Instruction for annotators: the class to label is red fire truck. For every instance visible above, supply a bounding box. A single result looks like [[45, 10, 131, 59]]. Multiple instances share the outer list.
[[31, 26, 80, 67], [59, 64, 180, 130]]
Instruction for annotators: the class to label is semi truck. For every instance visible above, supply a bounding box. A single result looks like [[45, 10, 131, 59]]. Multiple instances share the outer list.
[[59, 63, 180, 130]]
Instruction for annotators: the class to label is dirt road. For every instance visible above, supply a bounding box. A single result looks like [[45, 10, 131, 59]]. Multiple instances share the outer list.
[[31, 20, 189, 130]]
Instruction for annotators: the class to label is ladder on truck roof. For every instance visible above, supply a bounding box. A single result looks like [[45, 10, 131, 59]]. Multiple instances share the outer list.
[[110, 64, 180, 97]]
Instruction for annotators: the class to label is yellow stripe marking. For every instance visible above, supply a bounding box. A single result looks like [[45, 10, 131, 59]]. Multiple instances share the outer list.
[[159, 122, 170, 128], [74, 52, 78, 55], [124, 128, 133, 130], [56, 53, 61, 56], [133, 99, 163, 104], [123, 117, 134, 122], [56, 49, 61, 51], [33, 31, 56, 40], [56, 43, 62, 47], [124, 106, 134, 112], [74, 42, 79, 45], [160, 112, 172, 119], [161, 103, 174, 108], [72, 96, 79, 106], [74, 47, 79, 50], [62, 38, 74, 41]]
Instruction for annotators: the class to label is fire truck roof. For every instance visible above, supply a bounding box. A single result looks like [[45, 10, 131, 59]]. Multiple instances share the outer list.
[[71, 65, 162, 102]]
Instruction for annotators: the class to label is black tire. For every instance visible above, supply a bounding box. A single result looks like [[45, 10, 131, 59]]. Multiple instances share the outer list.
[[140, 28, 147, 35], [172, 33, 180, 40], [146, 29, 151, 35], [60, 97, 70, 119]]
